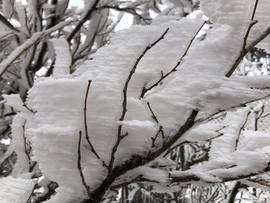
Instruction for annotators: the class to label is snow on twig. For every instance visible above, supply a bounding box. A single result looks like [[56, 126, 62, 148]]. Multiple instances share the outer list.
[[140, 21, 206, 98], [67, 0, 99, 43], [108, 28, 169, 174], [83, 80, 101, 160], [77, 131, 91, 197], [242, 0, 259, 50], [146, 101, 164, 147], [235, 111, 250, 150], [0, 20, 74, 76]]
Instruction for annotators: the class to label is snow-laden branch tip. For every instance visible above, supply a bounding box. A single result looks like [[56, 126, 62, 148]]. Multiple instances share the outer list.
[[0, 20, 74, 76]]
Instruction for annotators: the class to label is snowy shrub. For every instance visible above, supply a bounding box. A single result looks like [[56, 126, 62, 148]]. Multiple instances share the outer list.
[[1, 0, 270, 202]]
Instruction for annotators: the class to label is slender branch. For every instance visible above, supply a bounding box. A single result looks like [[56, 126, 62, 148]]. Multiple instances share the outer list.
[[226, 24, 270, 77], [235, 111, 250, 150], [22, 120, 31, 171], [77, 131, 91, 198], [67, 0, 100, 43], [242, 0, 259, 50], [22, 120, 37, 173], [146, 101, 164, 147], [198, 93, 270, 124], [0, 20, 74, 76], [108, 28, 170, 174], [26, 183, 38, 203], [83, 80, 101, 160], [22, 100, 36, 114], [140, 21, 206, 98], [164, 132, 224, 157]]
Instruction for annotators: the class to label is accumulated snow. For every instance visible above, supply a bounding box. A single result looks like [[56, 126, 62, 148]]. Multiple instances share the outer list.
[[49, 38, 71, 76], [0, 176, 35, 203], [4, 1, 270, 201]]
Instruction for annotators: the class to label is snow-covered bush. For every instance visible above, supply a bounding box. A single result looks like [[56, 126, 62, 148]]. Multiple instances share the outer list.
[[1, 0, 270, 202]]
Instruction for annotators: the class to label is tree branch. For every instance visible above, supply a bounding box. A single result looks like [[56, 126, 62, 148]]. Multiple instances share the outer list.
[[235, 111, 250, 150], [242, 0, 259, 50], [77, 131, 91, 198], [67, 0, 100, 43], [83, 80, 101, 160], [0, 20, 74, 76], [107, 28, 169, 174], [140, 21, 206, 98], [82, 110, 198, 203], [146, 101, 164, 147]]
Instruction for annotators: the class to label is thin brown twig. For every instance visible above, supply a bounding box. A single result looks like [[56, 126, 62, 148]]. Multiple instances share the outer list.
[[140, 21, 206, 98], [22, 120, 31, 171], [26, 183, 38, 203], [108, 28, 170, 174], [146, 101, 164, 147], [22, 101, 36, 114], [83, 80, 101, 160], [242, 0, 259, 50], [235, 111, 251, 150], [164, 132, 224, 157], [67, 0, 100, 43], [77, 131, 91, 198]]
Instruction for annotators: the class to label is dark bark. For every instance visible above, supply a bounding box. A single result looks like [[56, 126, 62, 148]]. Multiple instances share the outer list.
[[81, 110, 198, 202]]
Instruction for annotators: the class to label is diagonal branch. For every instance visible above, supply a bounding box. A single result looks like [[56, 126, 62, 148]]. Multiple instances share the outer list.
[[77, 131, 91, 198], [146, 101, 164, 147], [235, 111, 250, 150], [107, 28, 170, 174], [84, 110, 198, 203], [67, 0, 100, 43], [242, 0, 259, 50], [140, 21, 206, 98], [0, 20, 74, 76], [83, 80, 101, 160]]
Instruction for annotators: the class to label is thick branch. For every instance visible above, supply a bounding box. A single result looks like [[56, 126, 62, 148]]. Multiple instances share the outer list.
[[82, 110, 198, 203]]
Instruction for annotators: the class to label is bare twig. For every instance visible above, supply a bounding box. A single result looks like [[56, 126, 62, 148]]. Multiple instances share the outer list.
[[108, 28, 169, 174], [146, 101, 164, 147], [26, 183, 38, 203], [242, 0, 259, 50], [83, 80, 101, 160], [226, 24, 270, 77], [140, 21, 206, 98], [22, 101, 36, 114], [77, 131, 91, 198], [22, 120, 31, 171], [67, 0, 100, 43], [235, 111, 250, 150]]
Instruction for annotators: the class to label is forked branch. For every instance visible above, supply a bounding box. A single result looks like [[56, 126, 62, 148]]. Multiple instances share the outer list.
[[107, 28, 170, 174], [140, 21, 206, 98], [146, 101, 164, 147]]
